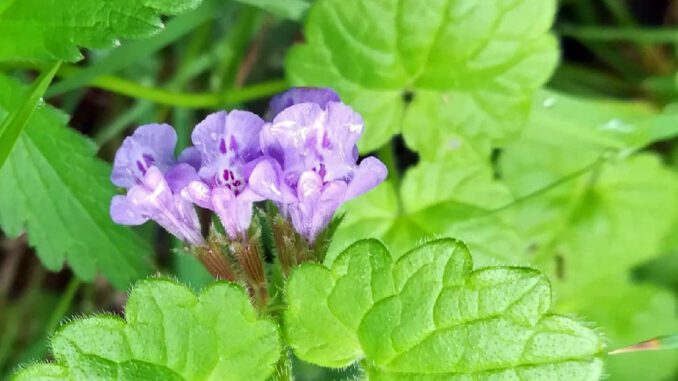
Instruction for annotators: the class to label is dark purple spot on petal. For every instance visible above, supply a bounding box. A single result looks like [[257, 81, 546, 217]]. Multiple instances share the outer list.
[[223, 169, 230, 182], [229, 136, 238, 152], [219, 139, 227, 154], [318, 163, 327, 179], [142, 153, 155, 166], [234, 180, 241, 187], [322, 133, 331, 149], [136, 161, 147, 174]]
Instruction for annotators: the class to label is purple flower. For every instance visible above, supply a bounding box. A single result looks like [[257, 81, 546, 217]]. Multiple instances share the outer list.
[[182, 111, 266, 240], [110, 124, 205, 246], [266, 87, 340, 121], [250, 92, 387, 242]]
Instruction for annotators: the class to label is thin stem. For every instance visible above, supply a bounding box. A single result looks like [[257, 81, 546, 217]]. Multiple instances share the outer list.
[[484, 156, 606, 217], [532, 158, 607, 266], [0, 265, 45, 372], [43, 277, 81, 337], [378, 141, 401, 191], [85, 75, 288, 108], [271, 350, 295, 381], [25, 63, 290, 108], [559, 25, 678, 44]]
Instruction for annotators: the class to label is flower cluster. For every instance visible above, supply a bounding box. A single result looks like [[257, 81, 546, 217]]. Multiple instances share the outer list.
[[110, 88, 387, 249]]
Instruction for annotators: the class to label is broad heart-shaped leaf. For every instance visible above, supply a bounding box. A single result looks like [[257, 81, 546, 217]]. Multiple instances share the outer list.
[[12, 278, 281, 381], [286, 0, 559, 158], [327, 159, 524, 268], [0, 74, 152, 288], [0, 0, 201, 62], [499, 91, 678, 380], [286, 239, 604, 380]]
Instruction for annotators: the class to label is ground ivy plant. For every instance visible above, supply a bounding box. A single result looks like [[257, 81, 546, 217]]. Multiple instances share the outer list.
[[2, 0, 677, 380], [10, 89, 606, 381]]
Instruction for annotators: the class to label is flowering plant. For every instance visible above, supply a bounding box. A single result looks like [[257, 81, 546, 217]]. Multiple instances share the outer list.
[[108, 88, 387, 306], [2, 0, 676, 380], [5, 87, 608, 380]]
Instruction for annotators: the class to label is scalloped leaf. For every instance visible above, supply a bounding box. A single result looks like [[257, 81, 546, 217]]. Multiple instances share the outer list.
[[286, 0, 559, 157], [286, 239, 604, 380], [0, 0, 202, 62], [12, 278, 281, 381]]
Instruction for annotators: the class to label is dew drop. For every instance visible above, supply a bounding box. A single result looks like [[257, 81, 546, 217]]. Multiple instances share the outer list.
[[598, 118, 634, 133], [446, 138, 462, 150], [348, 123, 362, 133], [542, 96, 557, 109]]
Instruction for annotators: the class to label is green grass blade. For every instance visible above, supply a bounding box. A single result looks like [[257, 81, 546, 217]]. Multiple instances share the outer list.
[[0, 61, 61, 168], [560, 25, 678, 44]]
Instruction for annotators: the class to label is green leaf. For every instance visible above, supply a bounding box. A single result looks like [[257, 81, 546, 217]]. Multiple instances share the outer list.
[[12, 278, 281, 381], [285, 239, 604, 380], [0, 62, 60, 168], [232, 0, 310, 20], [499, 91, 678, 381], [327, 160, 524, 268], [286, 0, 559, 157], [46, 0, 219, 97], [522, 90, 678, 161], [0, 74, 152, 288], [0, 0, 202, 62], [500, 94, 678, 283]]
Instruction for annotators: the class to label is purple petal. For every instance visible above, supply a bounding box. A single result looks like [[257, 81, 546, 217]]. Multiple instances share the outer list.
[[345, 157, 388, 200], [317, 102, 364, 181], [237, 187, 265, 203], [183, 180, 213, 210], [192, 111, 227, 162], [125, 168, 204, 245], [191, 110, 264, 164], [289, 171, 324, 240], [308, 181, 347, 240], [225, 110, 265, 162], [267, 87, 341, 120], [111, 124, 177, 189], [165, 163, 198, 193], [297, 171, 323, 203], [110, 195, 148, 225], [135, 167, 174, 207], [211, 187, 254, 239], [264, 103, 325, 174], [259, 122, 284, 164], [248, 158, 295, 203], [178, 146, 201, 171]]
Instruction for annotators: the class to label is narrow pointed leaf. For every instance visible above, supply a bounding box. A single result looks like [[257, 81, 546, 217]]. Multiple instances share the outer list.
[[0, 62, 60, 168]]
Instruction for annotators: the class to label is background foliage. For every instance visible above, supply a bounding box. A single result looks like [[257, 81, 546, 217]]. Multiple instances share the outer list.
[[1, 0, 678, 380]]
